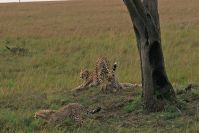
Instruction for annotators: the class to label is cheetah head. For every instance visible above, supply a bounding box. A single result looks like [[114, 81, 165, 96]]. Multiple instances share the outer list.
[[34, 109, 56, 121], [80, 69, 90, 80]]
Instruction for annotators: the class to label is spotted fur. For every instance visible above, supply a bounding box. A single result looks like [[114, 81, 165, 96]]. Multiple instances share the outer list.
[[35, 103, 101, 125], [34, 103, 85, 125], [80, 57, 117, 89]]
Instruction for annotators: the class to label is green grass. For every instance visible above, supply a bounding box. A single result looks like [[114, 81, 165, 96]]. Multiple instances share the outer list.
[[0, 0, 199, 132]]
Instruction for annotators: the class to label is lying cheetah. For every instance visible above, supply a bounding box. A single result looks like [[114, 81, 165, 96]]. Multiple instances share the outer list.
[[34, 103, 101, 125], [5, 46, 28, 55], [35, 103, 84, 125]]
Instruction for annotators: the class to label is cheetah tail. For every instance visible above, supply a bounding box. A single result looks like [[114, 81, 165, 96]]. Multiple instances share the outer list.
[[88, 107, 101, 114], [112, 62, 117, 72]]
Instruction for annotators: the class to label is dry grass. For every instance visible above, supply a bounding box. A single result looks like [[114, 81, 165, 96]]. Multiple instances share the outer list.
[[0, 0, 199, 132], [0, 0, 198, 86]]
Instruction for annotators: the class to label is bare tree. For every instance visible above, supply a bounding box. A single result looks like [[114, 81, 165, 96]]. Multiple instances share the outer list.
[[123, 0, 175, 112]]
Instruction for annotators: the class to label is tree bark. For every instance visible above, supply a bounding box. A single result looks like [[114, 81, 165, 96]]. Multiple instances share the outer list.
[[123, 0, 175, 112]]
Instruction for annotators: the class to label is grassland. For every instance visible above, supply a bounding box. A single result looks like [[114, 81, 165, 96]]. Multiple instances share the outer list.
[[0, 0, 199, 132]]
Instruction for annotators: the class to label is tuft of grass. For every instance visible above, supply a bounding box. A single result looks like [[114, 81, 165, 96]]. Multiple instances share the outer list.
[[162, 105, 182, 120], [123, 97, 142, 113]]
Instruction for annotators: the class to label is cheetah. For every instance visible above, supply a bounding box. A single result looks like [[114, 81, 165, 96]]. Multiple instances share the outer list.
[[34, 103, 101, 125], [80, 57, 111, 86], [34, 103, 85, 125], [5, 46, 28, 55], [76, 57, 122, 92]]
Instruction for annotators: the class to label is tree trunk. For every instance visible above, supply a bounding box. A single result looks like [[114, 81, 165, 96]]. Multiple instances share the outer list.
[[123, 0, 175, 112]]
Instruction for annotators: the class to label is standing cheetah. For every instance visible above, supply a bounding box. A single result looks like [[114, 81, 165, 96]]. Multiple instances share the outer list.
[[76, 57, 122, 92]]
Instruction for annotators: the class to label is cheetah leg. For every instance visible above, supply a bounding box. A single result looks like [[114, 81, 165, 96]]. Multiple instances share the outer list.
[[73, 115, 83, 126], [99, 83, 105, 93]]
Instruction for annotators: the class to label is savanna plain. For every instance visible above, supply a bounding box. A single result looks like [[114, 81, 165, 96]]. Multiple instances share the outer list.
[[0, 0, 199, 132]]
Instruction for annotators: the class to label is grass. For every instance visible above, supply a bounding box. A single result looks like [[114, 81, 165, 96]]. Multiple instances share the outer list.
[[0, 0, 199, 132]]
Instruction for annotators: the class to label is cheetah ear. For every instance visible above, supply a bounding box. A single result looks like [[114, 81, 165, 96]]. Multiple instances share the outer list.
[[80, 68, 85, 72], [49, 110, 56, 113]]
